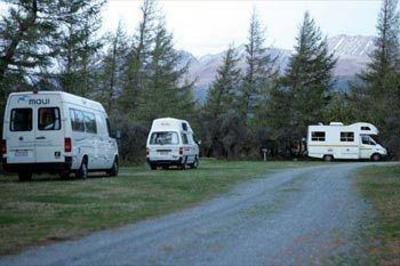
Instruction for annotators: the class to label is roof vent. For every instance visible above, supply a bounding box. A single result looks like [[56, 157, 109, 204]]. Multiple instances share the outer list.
[[329, 122, 344, 126]]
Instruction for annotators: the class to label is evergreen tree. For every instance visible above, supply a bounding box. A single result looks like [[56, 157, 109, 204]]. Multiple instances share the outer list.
[[352, 0, 400, 157], [0, 0, 59, 133], [98, 22, 128, 113], [135, 21, 195, 125], [281, 12, 336, 152], [120, 0, 157, 114], [240, 9, 277, 120], [54, 0, 105, 96], [203, 46, 242, 157]]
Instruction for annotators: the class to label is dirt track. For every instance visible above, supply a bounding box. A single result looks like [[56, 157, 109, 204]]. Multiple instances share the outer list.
[[1, 163, 386, 266]]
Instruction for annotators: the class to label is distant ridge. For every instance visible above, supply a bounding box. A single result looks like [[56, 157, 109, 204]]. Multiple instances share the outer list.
[[178, 34, 375, 100]]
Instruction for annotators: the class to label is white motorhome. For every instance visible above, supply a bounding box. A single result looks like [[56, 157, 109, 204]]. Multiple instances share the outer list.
[[146, 117, 199, 170], [1, 91, 119, 181], [307, 122, 387, 161]]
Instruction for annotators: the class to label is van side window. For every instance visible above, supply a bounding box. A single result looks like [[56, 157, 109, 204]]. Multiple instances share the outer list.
[[38, 108, 61, 131], [361, 126, 371, 131], [70, 109, 84, 132], [84, 112, 97, 134], [106, 118, 111, 137], [311, 131, 325, 141], [10, 108, 32, 132], [340, 132, 354, 142], [182, 133, 189, 144]]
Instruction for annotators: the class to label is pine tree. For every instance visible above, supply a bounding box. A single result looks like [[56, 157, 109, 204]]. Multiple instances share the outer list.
[[135, 21, 195, 125], [98, 22, 128, 113], [120, 0, 157, 114], [240, 9, 277, 120], [352, 0, 400, 157], [0, 0, 59, 133], [203, 46, 242, 157], [54, 0, 105, 96], [282, 12, 336, 148]]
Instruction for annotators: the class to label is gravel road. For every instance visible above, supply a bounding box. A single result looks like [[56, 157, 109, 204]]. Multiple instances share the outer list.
[[0, 163, 386, 266]]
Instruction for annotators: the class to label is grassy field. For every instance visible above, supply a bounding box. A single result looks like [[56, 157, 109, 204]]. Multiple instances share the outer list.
[[0, 159, 320, 255], [355, 165, 400, 265]]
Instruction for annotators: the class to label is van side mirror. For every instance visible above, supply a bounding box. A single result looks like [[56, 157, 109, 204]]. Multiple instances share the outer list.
[[196, 140, 202, 145], [112, 130, 121, 140]]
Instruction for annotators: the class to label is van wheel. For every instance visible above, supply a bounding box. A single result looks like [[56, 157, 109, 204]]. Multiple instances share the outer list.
[[162, 165, 169, 170], [371, 154, 381, 161], [76, 159, 88, 179], [189, 157, 199, 169], [18, 171, 32, 182], [107, 158, 119, 177], [323, 155, 334, 162], [150, 164, 157, 170]]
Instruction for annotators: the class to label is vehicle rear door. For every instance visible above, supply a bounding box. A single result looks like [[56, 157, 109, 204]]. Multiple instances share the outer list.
[[6, 98, 36, 164], [34, 96, 65, 163]]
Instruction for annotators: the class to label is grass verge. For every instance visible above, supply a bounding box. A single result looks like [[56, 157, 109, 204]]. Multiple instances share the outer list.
[[355, 165, 400, 265], [0, 159, 320, 255]]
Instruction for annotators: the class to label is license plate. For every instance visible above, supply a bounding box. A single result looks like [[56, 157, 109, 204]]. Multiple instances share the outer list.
[[159, 151, 169, 155], [15, 150, 28, 157]]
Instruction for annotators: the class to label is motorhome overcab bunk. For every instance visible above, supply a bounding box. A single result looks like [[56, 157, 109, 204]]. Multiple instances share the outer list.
[[1, 91, 119, 181], [146, 117, 200, 170], [307, 122, 387, 161]]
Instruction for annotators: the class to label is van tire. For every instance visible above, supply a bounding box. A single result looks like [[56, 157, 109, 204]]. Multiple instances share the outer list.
[[189, 157, 199, 169], [18, 171, 32, 182], [76, 158, 88, 179], [107, 158, 119, 177], [323, 155, 334, 162], [371, 153, 381, 161], [150, 164, 157, 170]]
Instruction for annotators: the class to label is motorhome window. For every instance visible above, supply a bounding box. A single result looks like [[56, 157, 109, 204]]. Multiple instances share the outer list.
[[311, 131, 325, 141], [150, 132, 179, 145], [182, 133, 189, 145], [340, 132, 354, 142], [361, 126, 371, 131], [38, 108, 61, 131], [70, 109, 85, 132], [10, 108, 32, 132], [84, 112, 97, 134]]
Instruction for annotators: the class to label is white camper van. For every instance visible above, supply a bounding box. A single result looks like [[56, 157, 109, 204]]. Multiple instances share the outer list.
[[307, 122, 387, 161], [146, 118, 199, 170], [1, 91, 119, 181]]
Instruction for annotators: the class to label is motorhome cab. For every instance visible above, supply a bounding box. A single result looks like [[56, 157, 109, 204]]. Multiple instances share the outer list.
[[307, 122, 387, 161], [1, 91, 119, 181], [146, 118, 199, 170]]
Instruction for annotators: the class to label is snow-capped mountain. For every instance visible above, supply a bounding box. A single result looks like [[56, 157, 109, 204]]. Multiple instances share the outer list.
[[181, 34, 375, 100]]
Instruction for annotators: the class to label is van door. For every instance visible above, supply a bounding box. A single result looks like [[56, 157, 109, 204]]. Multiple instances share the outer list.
[[7, 108, 36, 164], [35, 106, 65, 163], [359, 135, 374, 159]]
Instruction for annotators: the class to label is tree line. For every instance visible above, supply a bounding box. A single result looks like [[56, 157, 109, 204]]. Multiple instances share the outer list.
[[1, 0, 400, 161]]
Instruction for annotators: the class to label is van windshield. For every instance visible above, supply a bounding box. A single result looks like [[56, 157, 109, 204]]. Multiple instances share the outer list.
[[150, 132, 179, 145], [10, 108, 32, 132]]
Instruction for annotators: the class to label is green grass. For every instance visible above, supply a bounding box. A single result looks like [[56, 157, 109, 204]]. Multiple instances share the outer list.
[[0, 159, 321, 255], [355, 165, 400, 264]]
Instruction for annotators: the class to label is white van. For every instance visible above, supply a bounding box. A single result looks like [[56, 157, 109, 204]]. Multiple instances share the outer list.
[[1, 91, 119, 181], [307, 122, 387, 161], [146, 118, 199, 170]]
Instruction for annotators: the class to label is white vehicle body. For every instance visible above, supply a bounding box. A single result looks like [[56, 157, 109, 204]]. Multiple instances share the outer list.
[[307, 122, 387, 161], [146, 118, 199, 169], [1, 91, 119, 179]]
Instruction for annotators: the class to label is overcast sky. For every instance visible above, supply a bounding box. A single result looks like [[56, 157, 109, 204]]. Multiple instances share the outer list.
[[103, 0, 382, 57]]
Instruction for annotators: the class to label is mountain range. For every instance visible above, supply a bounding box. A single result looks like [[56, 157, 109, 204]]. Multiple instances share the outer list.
[[179, 34, 375, 100]]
